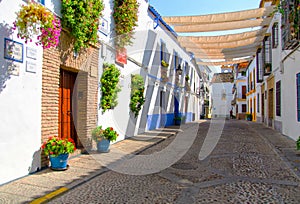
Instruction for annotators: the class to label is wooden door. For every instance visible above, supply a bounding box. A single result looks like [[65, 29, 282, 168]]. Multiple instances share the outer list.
[[59, 69, 78, 146]]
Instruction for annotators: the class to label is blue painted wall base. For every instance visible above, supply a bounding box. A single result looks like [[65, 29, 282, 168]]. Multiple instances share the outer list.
[[147, 112, 193, 130]]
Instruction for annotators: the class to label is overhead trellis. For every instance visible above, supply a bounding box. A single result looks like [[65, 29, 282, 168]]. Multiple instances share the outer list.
[[162, 6, 275, 65]]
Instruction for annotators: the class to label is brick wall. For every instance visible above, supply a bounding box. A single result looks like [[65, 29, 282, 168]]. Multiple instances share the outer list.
[[41, 31, 99, 166]]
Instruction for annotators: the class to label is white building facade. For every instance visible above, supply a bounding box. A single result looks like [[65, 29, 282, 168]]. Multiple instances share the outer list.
[[0, 0, 207, 184]]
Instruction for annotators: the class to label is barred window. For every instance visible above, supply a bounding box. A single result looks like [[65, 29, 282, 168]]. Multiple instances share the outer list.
[[297, 73, 300, 121], [272, 23, 279, 48], [276, 81, 281, 116]]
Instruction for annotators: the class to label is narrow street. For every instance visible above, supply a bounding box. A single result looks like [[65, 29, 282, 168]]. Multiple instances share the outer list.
[[48, 120, 300, 203]]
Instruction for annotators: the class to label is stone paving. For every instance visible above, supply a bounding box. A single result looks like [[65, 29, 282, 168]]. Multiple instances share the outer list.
[[0, 127, 180, 203], [47, 120, 300, 204]]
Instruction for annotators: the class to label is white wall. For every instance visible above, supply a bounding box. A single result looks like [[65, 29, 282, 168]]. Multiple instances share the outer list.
[[97, 0, 201, 137], [211, 83, 233, 117], [0, 0, 43, 184], [282, 51, 300, 140]]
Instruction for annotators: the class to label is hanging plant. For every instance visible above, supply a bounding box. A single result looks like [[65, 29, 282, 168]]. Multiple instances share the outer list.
[[113, 0, 139, 48], [130, 74, 145, 117], [13, 2, 61, 49], [61, 0, 104, 52], [185, 75, 190, 82], [100, 63, 121, 113], [161, 60, 169, 67]]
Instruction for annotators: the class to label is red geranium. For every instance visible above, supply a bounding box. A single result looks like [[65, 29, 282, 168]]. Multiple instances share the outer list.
[[41, 136, 76, 157]]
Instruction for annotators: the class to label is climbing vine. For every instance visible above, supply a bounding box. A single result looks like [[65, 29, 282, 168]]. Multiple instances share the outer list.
[[100, 63, 121, 113], [113, 0, 139, 48], [130, 74, 145, 117], [61, 0, 104, 52]]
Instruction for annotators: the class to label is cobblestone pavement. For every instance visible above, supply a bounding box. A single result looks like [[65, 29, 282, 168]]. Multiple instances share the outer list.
[[48, 120, 300, 203]]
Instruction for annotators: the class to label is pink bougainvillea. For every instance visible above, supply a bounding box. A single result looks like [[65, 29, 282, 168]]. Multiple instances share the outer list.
[[13, 3, 61, 49]]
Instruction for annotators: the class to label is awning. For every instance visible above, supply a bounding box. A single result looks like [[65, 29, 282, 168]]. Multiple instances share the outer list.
[[162, 6, 274, 65], [197, 57, 254, 66], [163, 6, 275, 25], [172, 17, 271, 32]]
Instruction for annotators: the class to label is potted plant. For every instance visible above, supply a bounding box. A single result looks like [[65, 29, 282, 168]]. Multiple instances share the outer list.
[[174, 115, 186, 125], [92, 126, 119, 152], [161, 60, 169, 67], [264, 63, 272, 73], [245, 113, 252, 121], [296, 136, 300, 152], [41, 136, 76, 170], [13, 2, 61, 49]]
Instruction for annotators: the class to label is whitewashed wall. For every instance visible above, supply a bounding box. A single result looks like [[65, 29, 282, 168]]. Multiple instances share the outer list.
[[211, 83, 233, 118], [0, 0, 43, 184], [97, 0, 200, 138], [282, 51, 300, 141]]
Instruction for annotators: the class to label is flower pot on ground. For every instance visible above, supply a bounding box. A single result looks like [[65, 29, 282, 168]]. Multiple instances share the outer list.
[[245, 113, 252, 121], [49, 153, 69, 170], [296, 136, 300, 153], [41, 136, 76, 170], [174, 116, 186, 126], [92, 126, 119, 153]]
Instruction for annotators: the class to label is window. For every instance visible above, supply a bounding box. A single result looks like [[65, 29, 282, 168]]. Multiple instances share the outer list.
[[160, 42, 166, 62], [262, 36, 272, 75], [257, 94, 260, 113], [276, 81, 281, 116], [250, 72, 253, 90], [174, 52, 179, 71], [253, 70, 256, 89], [256, 48, 263, 82], [268, 88, 274, 119], [242, 104, 247, 113], [247, 71, 250, 92], [242, 86, 246, 99], [272, 23, 279, 48], [297, 73, 300, 121], [184, 61, 188, 75]]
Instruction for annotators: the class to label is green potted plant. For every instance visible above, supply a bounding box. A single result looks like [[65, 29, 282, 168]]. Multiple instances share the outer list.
[[296, 136, 300, 152], [174, 115, 186, 125], [245, 113, 252, 121], [185, 75, 190, 82], [100, 63, 121, 113], [130, 74, 145, 117], [113, 0, 139, 48], [92, 126, 119, 152], [61, 0, 104, 52], [41, 136, 76, 170]]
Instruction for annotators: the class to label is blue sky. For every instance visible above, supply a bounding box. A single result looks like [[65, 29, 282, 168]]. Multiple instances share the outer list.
[[149, 0, 262, 17]]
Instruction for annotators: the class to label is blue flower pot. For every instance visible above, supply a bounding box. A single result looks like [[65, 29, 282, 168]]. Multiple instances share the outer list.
[[49, 153, 69, 170], [97, 139, 110, 153]]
